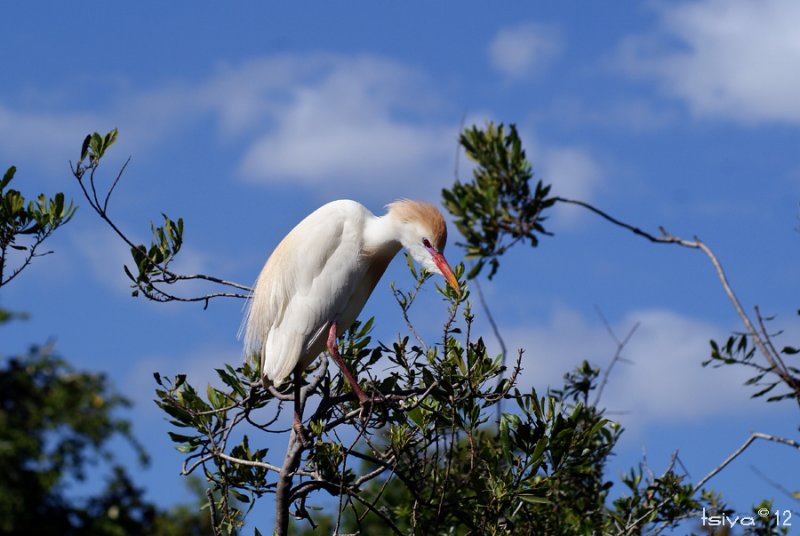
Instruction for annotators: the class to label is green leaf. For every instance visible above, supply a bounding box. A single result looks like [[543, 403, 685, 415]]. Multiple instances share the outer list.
[[519, 494, 551, 505], [80, 135, 91, 162], [405, 251, 417, 279], [216, 368, 246, 398], [1, 165, 15, 190], [207, 384, 222, 408], [168, 431, 196, 444], [175, 443, 198, 454], [407, 406, 424, 428]]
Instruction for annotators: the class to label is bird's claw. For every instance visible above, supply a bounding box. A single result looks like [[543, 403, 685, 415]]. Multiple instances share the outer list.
[[356, 393, 386, 422]]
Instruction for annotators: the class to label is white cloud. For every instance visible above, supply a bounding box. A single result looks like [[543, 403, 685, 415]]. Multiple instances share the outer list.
[[541, 97, 676, 131], [517, 130, 604, 226], [236, 56, 456, 193], [1, 54, 459, 199], [0, 105, 102, 172], [71, 225, 217, 298], [618, 0, 800, 124], [71, 227, 134, 295], [489, 22, 561, 78], [501, 305, 765, 435], [538, 145, 603, 200]]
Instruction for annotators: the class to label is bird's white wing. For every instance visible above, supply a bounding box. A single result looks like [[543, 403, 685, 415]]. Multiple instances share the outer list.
[[242, 201, 370, 385]]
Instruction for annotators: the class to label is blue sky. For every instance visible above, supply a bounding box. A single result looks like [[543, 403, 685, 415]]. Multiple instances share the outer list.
[[3, 0, 800, 531]]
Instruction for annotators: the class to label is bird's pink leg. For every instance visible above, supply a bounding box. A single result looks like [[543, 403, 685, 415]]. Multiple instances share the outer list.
[[327, 322, 370, 404]]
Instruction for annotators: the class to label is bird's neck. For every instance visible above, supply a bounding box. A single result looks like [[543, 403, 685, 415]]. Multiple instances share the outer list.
[[363, 213, 403, 257]]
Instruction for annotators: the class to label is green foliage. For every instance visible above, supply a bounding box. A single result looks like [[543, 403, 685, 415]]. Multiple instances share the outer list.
[[0, 164, 76, 287], [155, 263, 719, 535], [0, 344, 209, 534], [706, 330, 800, 403], [79, 129, 119, 165], [154, 363, 265, 534], [75, 128, 187, 301], [125, 213, 185, 299], [742, 500, 791, 536], [72, 129, 246, 306], [442, 122, 555, 279]]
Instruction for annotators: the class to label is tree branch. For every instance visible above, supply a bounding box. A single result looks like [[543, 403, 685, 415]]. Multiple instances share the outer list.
[[692, 432, 800, 494], [555, 196, 800, 408]]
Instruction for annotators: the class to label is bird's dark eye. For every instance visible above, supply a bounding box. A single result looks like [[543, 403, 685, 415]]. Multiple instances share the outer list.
[[422, 238, 432, 249]]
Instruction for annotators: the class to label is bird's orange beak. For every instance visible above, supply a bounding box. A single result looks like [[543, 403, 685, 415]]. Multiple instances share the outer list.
[[430, 250, 461, 297]]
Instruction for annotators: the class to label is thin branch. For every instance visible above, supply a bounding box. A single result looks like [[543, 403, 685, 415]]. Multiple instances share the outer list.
[[212, 451, 285, 474], [103, 156, 130, 213], [274, 356, 330, 536], [182, 453, 214, 476], [692, 432, 800, 494], [553, 197, 685, 245], [593, 308, 639, 407], [555, 196, 800, 408], [346, 489, 405, 536], [474, 279, 508, 420], [749, 464, 800, 504], [391, 276, 430, 352], [70, 159, 252, 304], [207, 488, 221, 536]]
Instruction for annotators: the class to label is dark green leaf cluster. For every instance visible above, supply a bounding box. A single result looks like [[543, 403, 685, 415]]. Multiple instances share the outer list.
[[0, 165, 76, 287], [298, 363, 623, 536], [79, 129, 119, 165], [155, 363, 269, 534], [442, 122, 555, 279], [126, 214, 185, 299], [156, 263, 667, 535], [612, 463, 700, 531], [0, 345, 210, 534], [706, 332, 800, 403]]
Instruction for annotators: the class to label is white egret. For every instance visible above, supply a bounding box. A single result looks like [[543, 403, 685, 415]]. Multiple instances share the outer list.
[[242, 199, 460, 433]]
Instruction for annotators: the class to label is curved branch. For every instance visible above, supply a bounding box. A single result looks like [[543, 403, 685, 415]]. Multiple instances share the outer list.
[[70, 158, 252, 305], [692, 432, 800, 494], [555, 196, 800, 408]]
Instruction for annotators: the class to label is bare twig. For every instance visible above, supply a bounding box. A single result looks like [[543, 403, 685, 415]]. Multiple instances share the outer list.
[[473, 278, 510, 426], [555, 196, 800, 409], [593, 308, 639, 407], [749, 464, 800, 504], [692, 432, 800, 494], [207, 488, 221, 536], [212, 451, 285, 474]]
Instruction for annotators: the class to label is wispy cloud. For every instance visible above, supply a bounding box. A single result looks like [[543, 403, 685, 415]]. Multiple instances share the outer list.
[[488, 22, 561, 79], [235, 55, 456, 196], [499, 305, 766, 435], [617, 0, 800, 124], [517, 129, 604, 226], [71, 225, 219, 298], [0, 104, 102, 172], [539, 97, 676, 132], [1, 53, 460, 200]]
